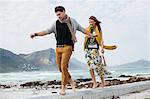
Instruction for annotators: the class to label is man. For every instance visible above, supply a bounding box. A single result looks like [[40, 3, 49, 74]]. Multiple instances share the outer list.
[[30, 6, 96, 95]]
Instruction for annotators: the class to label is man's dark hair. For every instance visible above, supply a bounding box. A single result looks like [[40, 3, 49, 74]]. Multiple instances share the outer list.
[[55, 6, 65, 12]]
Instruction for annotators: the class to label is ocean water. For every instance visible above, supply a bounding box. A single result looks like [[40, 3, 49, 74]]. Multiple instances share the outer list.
[[0, 67, 150, 84], [108, 67, 150, 77], [0, 70, 90, 84]]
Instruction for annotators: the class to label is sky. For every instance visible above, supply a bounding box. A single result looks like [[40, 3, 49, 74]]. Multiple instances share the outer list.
[[0, 0, 149, 66]]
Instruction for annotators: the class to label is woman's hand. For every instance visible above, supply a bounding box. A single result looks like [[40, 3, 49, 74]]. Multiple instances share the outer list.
[[101, 47, 104, 54]]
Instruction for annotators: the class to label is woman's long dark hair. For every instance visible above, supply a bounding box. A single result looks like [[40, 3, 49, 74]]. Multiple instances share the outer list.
[[89, 16, 101, 32]]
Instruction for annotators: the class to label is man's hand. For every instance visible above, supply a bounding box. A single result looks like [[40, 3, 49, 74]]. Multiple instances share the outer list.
[[30, 34, 35, 39], [92, 34, 98, 38], [30, 33, 39, 39], [30, 32, 47, 39], [84, 29, 98, 38], [88, 34, 98, 38]]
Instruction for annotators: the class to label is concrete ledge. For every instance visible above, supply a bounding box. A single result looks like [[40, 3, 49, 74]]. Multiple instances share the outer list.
[[27, 81, 150, 99]]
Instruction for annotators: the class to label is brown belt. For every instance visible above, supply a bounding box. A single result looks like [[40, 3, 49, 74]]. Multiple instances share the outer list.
[[56, 44, 68, 48]]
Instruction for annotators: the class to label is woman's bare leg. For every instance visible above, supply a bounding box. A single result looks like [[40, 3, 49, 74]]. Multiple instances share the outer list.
[[100, 75, 105, 87], [90, 69, 98, 88]]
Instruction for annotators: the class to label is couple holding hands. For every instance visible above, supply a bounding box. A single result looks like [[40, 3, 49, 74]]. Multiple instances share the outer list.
[[30, 6, 116, 95]]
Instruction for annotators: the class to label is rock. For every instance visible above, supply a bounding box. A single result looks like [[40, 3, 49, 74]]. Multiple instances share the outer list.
[[76, 78, 92, 82], [53, 80, 61, 85], [107, 76, 113, 78], [105, 71, 112, 75], [51, 91, 57, 94], [67, 87, 72, 89], [51, 86, 55, 89], [75, 80, 81, 84], [105, 81, 111, 86], [20, 82, 33, 88], [106, 79, 119, 86], [46, 80, 61, 86], [127, 77, 138, 83], [136, 77, 147, 82], [11, 76, 150, 90], [47, 81, 54, 85], [119, 75, 132, 77], [20, 81, 43, 88], [84, 82, 93, 88], [0, 84, 12, 89], [5, 86, 11, 88], [77, 84, 86, 89], [111, 79, 120, 81], [119, 81, 126, 84], [55, 86, 60, 89]]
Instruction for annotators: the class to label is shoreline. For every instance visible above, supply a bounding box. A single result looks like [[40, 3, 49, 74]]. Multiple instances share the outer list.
[[1, 74, 150, 89], [0, 75, 150, 99]]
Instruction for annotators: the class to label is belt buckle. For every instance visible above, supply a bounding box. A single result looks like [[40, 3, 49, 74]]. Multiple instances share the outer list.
[[57, 45, 64, 48]]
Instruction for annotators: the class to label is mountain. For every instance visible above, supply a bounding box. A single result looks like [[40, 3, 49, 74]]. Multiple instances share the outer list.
[[0, 48, 87, 73], [69, 58, 87, 70], [19, 48, 87, 71], [113, 59, 150, 68], [1, 48, 149, 73], [0, 48, 37, 73], [19, 48, 57, 71]]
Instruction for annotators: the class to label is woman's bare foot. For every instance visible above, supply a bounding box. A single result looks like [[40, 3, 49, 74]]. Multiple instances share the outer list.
[[100, 75, 105, 88], [99, 83, 105, 88]]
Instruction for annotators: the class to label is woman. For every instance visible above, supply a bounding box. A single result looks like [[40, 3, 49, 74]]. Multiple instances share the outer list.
[[84, 16, 116, 88]]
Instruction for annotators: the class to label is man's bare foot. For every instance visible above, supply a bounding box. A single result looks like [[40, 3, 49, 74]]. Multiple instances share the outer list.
[[69, 79, 76, 92], [92, 83, 99, 88], [59, 91, 66, 95], [59, 85, 66, 95]]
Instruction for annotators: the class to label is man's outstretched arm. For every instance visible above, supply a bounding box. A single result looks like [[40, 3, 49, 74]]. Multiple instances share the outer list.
[[83, 29, 98, 37], [30, 31, 48, 39], [75, 19, 97, 38], [30, 22, 55, 39]]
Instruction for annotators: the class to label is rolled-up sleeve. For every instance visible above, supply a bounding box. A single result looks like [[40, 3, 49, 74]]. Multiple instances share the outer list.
[[43, 23, 55, 34]]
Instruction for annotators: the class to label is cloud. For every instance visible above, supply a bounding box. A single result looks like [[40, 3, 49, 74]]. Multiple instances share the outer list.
[[0, 0, 149, 65]]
